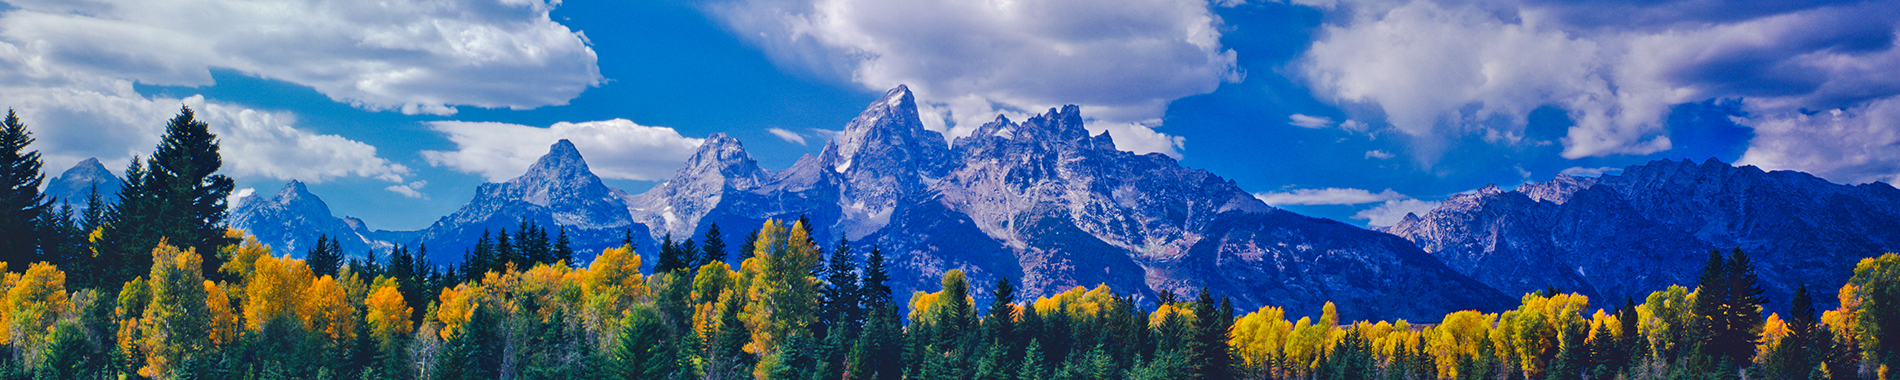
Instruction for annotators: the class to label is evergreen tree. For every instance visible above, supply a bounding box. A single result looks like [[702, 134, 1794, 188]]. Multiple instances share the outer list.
[[552, 226, 574, 266], [1763, 284, 1821, 380], [147, 106, 238, 280], [699, 222, 728, 267], [463, 230, 493, 282], [738, 227, 761, 261], [613, 305, 678, 380], [1018, 339, 1047, 380], [820, 236, 862, 335], [851, 245, 903, 380], [1714, 249, 1766, 367], [306, 234, 343, 278], [656, 233, 688, 273], [434, 304, 501, 380], [0, 109, 49, 272], [493, 227, 516, 271]]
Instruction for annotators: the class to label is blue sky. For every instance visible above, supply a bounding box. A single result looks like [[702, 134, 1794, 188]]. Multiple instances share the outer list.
[[2, 0, 1895, 231]]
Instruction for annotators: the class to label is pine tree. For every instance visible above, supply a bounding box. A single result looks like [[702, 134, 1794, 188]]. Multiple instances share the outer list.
[[1763, 284, 1821, 380], [493, 227, 516, 271], [0, 109, 49, 272], [463, 231, 493, 282], [656, 233, 687, 273], [851, 245, 903, 380], [613, 304, 677, 380], [146, 106, 237, 281], [1717, 249, 1766, 367], [306, 234, 343, 278], [820, 236, 862, 336], [1018, 339, 1047, 380], [434, 304, 501, 380], [552, 226, 574, 266], [700, 222, 728, 268], [738, 227, 761, 261]]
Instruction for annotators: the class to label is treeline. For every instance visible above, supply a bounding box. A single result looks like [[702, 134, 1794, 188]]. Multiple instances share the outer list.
[[3, 108, 1900, 380]]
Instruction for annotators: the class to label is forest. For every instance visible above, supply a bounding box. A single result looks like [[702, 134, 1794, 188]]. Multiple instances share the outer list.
[[0, 108, 1898, 380]]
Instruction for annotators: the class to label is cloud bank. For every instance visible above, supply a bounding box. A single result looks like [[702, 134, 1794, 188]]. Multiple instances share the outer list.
[[1297, 0, 1900, 182], [708, 0, 1240, 157], [0, 0, 603, 195], [423, 119, 706, 182]]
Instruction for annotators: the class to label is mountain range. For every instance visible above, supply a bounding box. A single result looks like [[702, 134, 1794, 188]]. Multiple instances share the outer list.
[[1384, 158, 1900, 311], [52, 85, 1898, 320]]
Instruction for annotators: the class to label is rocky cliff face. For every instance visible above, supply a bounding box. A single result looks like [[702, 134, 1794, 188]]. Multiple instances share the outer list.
[[228, 181, 383, 257], [411, 140, 649, 264], [44, 158, 120, 217], [1387, 158, 1900, 311], [614, 86, 1509, 320], [253, 86, 1513, 320]]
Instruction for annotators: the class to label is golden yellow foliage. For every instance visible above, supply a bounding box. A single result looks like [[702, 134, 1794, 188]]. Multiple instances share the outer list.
[[1150, 303, 1196, 327], [305, 275, 356, 344], [204, 281, 238, 346], [1031, 284, 1118, 320], [739, 218, 825, 379], [1497, 292, 1589, 377], [582, 244, 646, 338], [137, 240, 211, 379], [244, 253, 314, 330], [4, 262, 69, 347], [1758, 312, 1788, 363], [1429, 310, 1495, 378], [218, 229, 273, 282], [367, 276, 414, 346], [1230, 305, 1293, 371], [435, 283, 483, 340]]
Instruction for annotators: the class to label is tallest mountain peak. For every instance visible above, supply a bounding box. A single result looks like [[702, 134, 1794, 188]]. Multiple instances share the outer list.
[[518, 139, 591, 184]]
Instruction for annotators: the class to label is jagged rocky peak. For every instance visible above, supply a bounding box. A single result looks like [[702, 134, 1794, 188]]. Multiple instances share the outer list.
[[679, 133, 768, 188], [1016, 105, 1091, 144], [512, 139, 615, 206], [822, 85, 949, 175], [1516, 174, 1599, 205], [46, 157, 120, 203]]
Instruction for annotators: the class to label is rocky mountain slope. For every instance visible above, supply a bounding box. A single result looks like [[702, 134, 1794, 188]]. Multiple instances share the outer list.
[[228, 181, 385, 257], [1386, 159, 1900, 311], [44, 158, 120, 216], [399, 86, 1508, 320]]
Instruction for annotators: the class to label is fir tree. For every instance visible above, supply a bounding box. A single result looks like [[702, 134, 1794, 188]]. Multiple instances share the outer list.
[[611, 305, 680, 380], [552, 226, 574, 266], [656, 233, 688, 273], [0, 109, 49, 272], [738, 227, 761, 261], [1763, 284, 1821, 380], [493, 227, 516, 271], [435, 304, 501, 380], [147, 106, 238, 280], [820, 236, 862, 336], [699, 222, 728, 268], [305, 234, 343, 278]]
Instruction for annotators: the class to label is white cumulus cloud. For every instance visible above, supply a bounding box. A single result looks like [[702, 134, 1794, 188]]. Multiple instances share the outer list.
[[1738, 98, 1900, 185], [1296, 0, 1900, 172], [1353, 198, 1440, 227], [422, 119, 707, 182], [0, 0, 600, 115], [1365, 150, 1395, 159], [708, 0, 1239, 158], [1255, 187, 1406, 206], [386, 181, 429, 199]]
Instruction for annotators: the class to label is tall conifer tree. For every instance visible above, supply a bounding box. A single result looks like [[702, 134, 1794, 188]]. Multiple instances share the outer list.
[[147, 106, 236, 280], [0, 109, 49, 272]]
